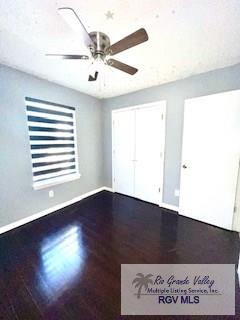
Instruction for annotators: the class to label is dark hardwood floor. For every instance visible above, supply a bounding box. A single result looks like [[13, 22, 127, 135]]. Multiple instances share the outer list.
[[0, 191, 239, 319]]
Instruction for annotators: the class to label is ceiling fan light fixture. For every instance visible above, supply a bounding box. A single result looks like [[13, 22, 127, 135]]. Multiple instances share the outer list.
[[94, 54, 104, 72], [48, 7, 149, 82]]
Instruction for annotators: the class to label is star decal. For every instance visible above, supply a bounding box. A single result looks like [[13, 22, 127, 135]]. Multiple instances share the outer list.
[[105, 10, 114, 19]]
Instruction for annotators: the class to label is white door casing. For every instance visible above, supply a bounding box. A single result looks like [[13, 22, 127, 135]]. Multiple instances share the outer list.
[[232, 165, 240, 231], [112, 101, 166, 205]]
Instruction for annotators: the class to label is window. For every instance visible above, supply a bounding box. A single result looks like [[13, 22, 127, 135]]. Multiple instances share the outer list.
[[25, 97, 80, 189]]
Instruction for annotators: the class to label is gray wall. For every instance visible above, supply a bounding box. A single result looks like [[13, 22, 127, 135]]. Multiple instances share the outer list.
[[102, 63, 240, 206], [0, 64, 103, 228], [1, 62, 240, 228]]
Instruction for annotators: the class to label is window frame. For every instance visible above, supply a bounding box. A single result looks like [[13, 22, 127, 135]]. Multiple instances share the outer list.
[[25, 97, 80, 190]]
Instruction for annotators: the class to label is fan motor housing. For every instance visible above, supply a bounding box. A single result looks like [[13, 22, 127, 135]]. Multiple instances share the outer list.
[[89, 32, 110, 57]]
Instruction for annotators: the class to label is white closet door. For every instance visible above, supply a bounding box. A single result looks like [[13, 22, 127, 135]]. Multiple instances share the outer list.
[[179, 90, 240, 230], [112, 110, 135, 197], [134, 105, 165, 204]]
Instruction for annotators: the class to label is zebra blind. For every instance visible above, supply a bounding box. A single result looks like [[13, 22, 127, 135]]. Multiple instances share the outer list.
[[25, 97, 79, 189]]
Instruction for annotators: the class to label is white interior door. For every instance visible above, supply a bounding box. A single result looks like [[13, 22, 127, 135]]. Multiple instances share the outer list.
[[112, 109, 135, 197], [179, 90, 240, 230], [134, 105, 165, 204]]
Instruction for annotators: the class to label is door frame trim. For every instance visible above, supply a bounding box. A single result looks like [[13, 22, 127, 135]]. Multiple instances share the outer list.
[[111, 100, 167, 205]]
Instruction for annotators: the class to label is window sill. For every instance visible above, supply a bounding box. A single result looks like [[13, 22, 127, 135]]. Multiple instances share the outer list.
[[33, 173, 81, 190]]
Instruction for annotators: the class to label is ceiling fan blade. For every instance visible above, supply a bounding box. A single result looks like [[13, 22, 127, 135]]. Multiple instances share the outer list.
[[88, 71, 98, 81], [107, 59, 138, 75], [46, 54, 89, 60], [58, 7, 94, 48], [107, 28, 148, 56]]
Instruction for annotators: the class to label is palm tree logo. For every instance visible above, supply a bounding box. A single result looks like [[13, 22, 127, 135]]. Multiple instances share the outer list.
[[132, 273, 153, 299]]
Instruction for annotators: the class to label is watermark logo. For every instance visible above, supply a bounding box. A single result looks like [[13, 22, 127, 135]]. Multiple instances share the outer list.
[[132, 273, 153, 299], [121, 264, 235, 315]]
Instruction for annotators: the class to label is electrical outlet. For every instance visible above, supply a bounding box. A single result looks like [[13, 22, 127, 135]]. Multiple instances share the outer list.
[[174, 189, 180, 197], [49, 190, 54, 198]]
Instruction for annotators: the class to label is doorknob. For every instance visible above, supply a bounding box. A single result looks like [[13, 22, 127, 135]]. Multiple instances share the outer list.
[[182, 164, 187, 169]]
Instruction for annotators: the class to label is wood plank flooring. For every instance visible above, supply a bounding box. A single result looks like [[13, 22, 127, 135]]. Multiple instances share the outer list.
[[0, 191, 239, 319]]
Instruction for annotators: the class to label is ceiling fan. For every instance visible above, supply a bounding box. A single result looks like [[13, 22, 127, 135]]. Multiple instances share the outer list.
[[46, 7, 149, 81]]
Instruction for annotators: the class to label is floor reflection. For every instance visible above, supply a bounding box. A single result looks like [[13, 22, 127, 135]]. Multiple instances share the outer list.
[[40, 224, 86, 302], [160, 210, 179, 254]]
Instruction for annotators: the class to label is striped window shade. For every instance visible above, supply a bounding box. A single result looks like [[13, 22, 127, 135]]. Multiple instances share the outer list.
[[25, 97, 80, 189]]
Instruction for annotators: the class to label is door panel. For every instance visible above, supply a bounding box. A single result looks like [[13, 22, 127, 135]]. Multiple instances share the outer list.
[[112, 110, 135, 197], [179, 90, 240, 230], [134, 106, 164, 204]]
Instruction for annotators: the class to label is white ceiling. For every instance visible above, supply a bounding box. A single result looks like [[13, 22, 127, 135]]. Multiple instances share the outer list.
[[1, 0, 240, 98]]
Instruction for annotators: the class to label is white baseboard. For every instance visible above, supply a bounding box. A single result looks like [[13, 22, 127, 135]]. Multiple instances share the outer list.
[[0, 186, 110, 236], [104, 187, 113, 192], [159, 202, 179, 212], [98, 188, 178, 212], [0, 188, 177, 236], [101, 188, 179, 212]]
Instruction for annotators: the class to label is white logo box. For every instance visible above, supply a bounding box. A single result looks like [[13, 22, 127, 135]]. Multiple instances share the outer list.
[[121, 264, 235, 315]]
